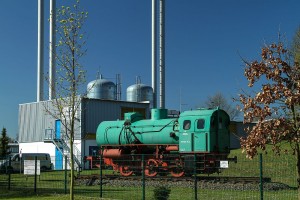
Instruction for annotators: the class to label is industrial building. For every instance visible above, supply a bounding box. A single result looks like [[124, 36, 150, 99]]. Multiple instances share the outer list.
[[18, 74, 153, 170], [229, 121, 255, 149]]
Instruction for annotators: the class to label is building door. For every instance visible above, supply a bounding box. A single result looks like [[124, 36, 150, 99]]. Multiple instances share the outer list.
[[55, 120, 63, 170]]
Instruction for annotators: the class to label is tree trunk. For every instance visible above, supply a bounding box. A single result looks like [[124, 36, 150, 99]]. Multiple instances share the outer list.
[[296, 143, 300, 199], [291, 104, 300, 198], [70, 134, 74, 200]]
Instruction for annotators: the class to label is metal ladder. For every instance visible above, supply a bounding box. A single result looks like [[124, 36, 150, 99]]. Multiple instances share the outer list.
[[44, 129, 82, 171]]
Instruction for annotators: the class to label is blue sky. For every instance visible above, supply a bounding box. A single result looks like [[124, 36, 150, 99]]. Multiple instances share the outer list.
[[1, 0, 300, 138]]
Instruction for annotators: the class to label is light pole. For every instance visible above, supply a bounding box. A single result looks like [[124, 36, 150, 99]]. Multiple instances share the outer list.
[[179, 87, 188, 112]]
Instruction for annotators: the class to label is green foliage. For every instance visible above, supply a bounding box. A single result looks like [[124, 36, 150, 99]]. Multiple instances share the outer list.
[[153, 186, 171, 200], [0, 127, 10, 157]]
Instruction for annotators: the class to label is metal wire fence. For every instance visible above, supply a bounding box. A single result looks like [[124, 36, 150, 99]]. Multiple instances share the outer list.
[[0, 152, 298, 200]]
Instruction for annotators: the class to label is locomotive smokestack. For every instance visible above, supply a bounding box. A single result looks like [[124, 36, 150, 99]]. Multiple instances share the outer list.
[[159, 0, 165, 109], [37, 0, 44, 102], [49, 0, 56, 100], [152, 0, 157, 108]]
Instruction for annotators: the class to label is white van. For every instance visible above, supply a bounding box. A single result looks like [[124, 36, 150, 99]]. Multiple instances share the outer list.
[[1, 153, 53, 172]]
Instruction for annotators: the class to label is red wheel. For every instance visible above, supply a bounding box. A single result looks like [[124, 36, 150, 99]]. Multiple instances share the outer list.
[[119, 165, 133, 176], [170, 158, 185, 177], [158, 162, 168, 176], [145, 159, 158, 177]]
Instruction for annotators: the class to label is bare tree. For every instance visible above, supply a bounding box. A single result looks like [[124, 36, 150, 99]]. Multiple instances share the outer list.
[[204, 92, 240, 120], [238, 38, 300, 196], [291, 26, 300, 64], [44, 1, 88, 199]]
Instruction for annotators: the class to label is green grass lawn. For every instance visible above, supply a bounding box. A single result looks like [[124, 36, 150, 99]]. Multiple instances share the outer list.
[[0, 144, 298, 200], [1, 186, 296, 200], [227, 143, 297, 187]]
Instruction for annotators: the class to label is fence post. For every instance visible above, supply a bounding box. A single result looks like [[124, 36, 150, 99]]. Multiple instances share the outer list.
[[20, 155, 22, 174], [65, 155, 67, 194], [259, 153, 263, 200], [100, 147, 103, 198], [8, 156, 11, 190], [194, 153, 197, 200], [142, 154, 145, 200], [34, 156, 37, 193]]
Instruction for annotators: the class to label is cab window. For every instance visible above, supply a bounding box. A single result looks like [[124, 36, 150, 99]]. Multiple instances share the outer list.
[[219, 117, 223, 129], [197, 119, 205, 129], [183, 120, 191, 130]]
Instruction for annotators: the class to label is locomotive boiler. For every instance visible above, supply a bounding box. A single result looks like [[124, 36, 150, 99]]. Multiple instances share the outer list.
[[96, 108, 231, 177]]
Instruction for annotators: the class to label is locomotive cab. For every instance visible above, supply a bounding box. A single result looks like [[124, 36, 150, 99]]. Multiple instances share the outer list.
[[178, 108, 230, 154], [178, 108, 230, 174]]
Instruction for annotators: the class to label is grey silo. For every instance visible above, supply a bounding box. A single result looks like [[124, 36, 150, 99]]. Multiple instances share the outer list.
[[87, 76, 116, 100]]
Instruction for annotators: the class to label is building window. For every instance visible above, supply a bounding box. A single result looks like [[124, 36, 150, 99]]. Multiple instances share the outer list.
[[89, 146, 98, 156]]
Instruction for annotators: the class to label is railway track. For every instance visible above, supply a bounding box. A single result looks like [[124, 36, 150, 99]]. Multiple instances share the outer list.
[[76, 174, 271, 184]]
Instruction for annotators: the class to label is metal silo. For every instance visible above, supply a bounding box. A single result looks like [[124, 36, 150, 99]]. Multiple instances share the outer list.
[[87, 75, 116, 100], [127, 78, 153, 106]]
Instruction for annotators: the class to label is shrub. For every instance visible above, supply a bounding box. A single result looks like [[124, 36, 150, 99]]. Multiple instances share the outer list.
[[153, 186, 171, 200]]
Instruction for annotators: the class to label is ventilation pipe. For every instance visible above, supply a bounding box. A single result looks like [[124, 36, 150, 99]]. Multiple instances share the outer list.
[[159, 0, 165, 109], [37, 0, 44, 102], [152, 0, 165, 109], [116, 74, 122, 100], [49, 0, 56, 100], [152, 0, 157, 108]]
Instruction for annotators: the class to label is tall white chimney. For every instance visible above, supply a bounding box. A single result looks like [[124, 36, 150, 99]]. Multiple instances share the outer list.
[[152, 0, 157, 108], [49, 0, 56, 100], [37, 0, 44, 102], [159, 0, 165, 109]]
